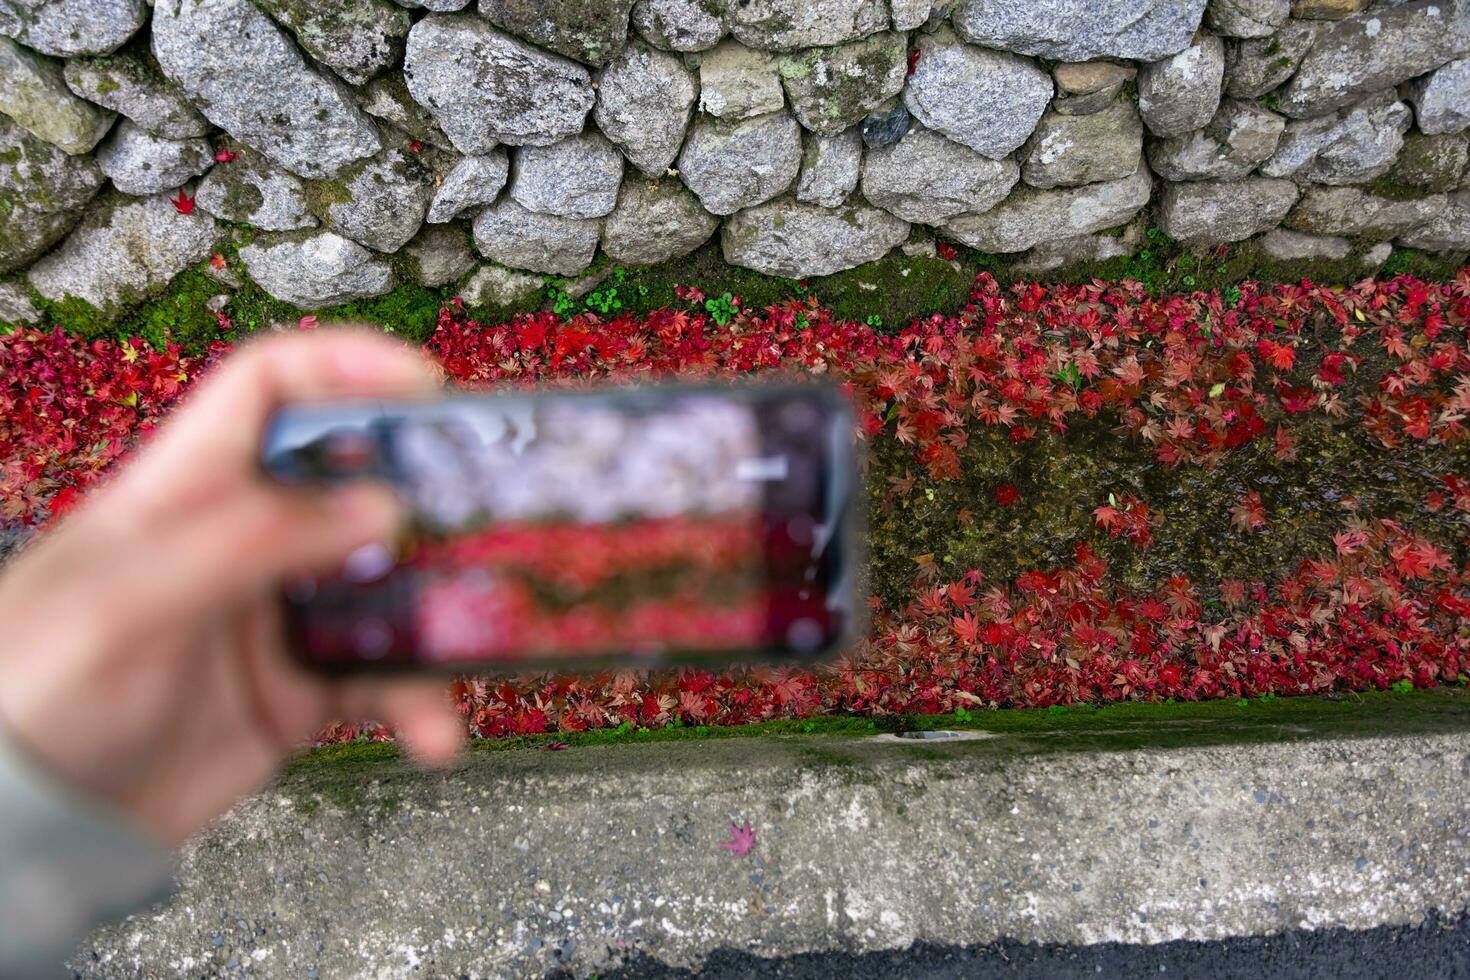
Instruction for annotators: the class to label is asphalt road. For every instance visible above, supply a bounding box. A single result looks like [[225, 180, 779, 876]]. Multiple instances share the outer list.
[[597, 913, 1470, 980]]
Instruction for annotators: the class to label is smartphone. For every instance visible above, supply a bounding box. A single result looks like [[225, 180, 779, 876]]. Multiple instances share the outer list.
[[260, 382, 860, 673]]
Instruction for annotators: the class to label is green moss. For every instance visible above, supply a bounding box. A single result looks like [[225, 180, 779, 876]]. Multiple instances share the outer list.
[[304, 175, 355, 216], [208, 168, 266, 219], [1380, 246, 1467, 280], [864, 410, 1469, 605], [24, 215, 1466, 354], [579, 240, 974, 329], [779, 32, 906, 128], [34, 293, 107, 336], [276, 687, 1470, 785], [324, 280, 446, 343], [111, 267, 226, 347], [776, 58, 810, 81], [1004, 219, 1459, 297], [1382, 131, 1470, 194], [1364, 172, 1436, 201]]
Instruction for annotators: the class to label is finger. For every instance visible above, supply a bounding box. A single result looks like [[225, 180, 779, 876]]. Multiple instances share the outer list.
[[337, 679, 464, 767], [182, 480, 401, 590], [120, 481, 402, 622]]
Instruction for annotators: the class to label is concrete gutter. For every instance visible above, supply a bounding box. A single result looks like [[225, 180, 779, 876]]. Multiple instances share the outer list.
[[75, 697, 1470, 978]]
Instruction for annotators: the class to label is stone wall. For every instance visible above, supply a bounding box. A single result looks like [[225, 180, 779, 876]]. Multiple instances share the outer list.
[[2, 0, 1469, 324]]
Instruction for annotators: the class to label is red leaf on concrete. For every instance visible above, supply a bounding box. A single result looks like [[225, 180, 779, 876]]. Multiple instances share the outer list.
[[721, 820, 757, 858]]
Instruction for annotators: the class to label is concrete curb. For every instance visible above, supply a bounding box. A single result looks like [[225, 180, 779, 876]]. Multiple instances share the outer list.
[[76, 713, 1470, 978]]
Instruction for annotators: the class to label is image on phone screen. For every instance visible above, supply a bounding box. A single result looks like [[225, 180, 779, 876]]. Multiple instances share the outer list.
[[261, 383, 859, 673]]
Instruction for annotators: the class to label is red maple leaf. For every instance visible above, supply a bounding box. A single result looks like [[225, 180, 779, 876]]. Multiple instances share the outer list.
[[720, 819, 756, 858], [47, 486, 83, 519], [214, 147, 237, 163], [936, 241, 957, 261], [1111, 357, 1145, 387], [209, 252, 226, 270], [994, 483, 1020, 507], [1229, 490, 1267, 534], [1389, 540, 1452, 579], [170, 189, 195, 215], [408, 138, 424, 153], [1257, 339, 1295, 372], [1317, 352, 1350, 385], [1333, 530, 1368, 556], [951, 610, 983, 647]]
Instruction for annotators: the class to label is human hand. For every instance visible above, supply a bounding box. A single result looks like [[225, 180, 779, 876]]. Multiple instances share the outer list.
[[0, 329, 465, 846]]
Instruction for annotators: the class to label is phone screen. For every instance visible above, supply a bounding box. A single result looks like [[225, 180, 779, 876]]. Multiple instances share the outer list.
[[260, 383, 858, 672]]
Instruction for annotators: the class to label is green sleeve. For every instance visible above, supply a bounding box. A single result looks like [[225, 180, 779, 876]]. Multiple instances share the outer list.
[[0, 730, 176, 977]]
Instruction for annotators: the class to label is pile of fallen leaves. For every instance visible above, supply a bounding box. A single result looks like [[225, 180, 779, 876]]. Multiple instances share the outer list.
[[2, 269, 1468, 738]]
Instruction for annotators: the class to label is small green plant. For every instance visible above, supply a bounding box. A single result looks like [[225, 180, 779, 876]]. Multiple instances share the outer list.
[[1391, 679, 1415, 695], [546, 284, 577, 317], [585, 286, 622, 315], [953, 706, 973, 723], [705, 291, 738, 325], [614, 720, 634, 736], [866, 314, 883, 327], [1054, 361, 1082, 389], [1223, 285, 1243, 305]]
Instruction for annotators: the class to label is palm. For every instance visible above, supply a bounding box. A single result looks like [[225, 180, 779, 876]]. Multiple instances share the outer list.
[[0, 331, 462, 846]]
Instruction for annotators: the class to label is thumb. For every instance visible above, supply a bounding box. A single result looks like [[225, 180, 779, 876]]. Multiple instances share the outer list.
[[173, 481, 408, 605], [131, 481, 404, 619]]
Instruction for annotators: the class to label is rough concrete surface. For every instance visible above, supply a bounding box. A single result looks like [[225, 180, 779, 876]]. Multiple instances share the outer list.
[[73, 709, 1470, 978]]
